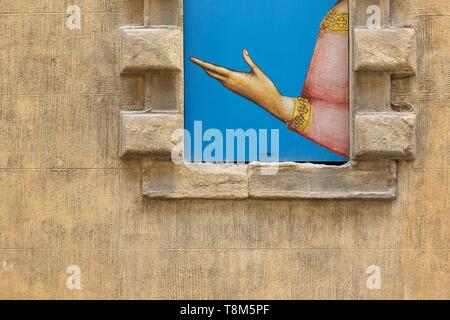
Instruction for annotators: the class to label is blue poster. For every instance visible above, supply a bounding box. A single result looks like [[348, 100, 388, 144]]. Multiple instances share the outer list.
[[185, 0, 350, 163]]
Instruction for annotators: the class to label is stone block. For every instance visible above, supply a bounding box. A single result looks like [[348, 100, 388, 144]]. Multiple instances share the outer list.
[[120, 26, 183, 73], [142, 160, 249, 199], [354, 112, 416, 160], [354, 28, 417, 76], [248, 161, 397, 199], [120, 112, 182, 158]]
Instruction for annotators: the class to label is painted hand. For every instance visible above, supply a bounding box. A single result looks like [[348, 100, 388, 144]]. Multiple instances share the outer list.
[[190, 49, 293, 121]]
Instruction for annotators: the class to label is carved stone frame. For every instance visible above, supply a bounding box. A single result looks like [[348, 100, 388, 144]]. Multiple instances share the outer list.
[[119, 0, 417, 199]]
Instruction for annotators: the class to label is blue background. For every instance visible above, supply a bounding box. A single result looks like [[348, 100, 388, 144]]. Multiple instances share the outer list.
[[184, 0, 348, 162]]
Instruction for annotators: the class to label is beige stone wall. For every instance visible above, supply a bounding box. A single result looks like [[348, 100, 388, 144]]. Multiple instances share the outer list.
[[0, 0, 448, 299]]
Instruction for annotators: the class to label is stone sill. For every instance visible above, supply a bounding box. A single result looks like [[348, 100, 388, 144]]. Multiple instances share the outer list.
[[141, 160, 397, 200]]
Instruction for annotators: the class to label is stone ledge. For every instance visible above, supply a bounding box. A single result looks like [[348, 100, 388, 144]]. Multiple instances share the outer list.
[[120, 112, 182, 158], [142, 160, 249, 199], [120, 26, 183, 73], [248, 161, 397, 199], [141, 161, 397, 200], [353, 28, 417, 76], [354, 112, 416, 160]]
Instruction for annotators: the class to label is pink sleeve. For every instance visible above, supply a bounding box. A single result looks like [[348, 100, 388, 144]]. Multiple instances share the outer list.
[[288, 20, 350, 158]]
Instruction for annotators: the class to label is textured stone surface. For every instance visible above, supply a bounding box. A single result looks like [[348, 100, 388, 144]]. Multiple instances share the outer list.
[[141, 160, 398, 199], [354, 28, 417, 76], [354, 112, 417, 160], [249, 161, 397, 199], [0, 0, 448, 300], [120, 26, 182, 73], [142, 160, 248, 199], [120, 112, 182, 158], [143, 0, 183, 26]]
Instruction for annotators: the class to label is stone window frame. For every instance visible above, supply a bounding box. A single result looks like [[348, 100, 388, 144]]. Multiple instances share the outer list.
[[119, 0, 417, 200]]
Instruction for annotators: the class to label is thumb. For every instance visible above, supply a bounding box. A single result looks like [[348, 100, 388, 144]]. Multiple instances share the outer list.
[[242, 49, 261, 74]]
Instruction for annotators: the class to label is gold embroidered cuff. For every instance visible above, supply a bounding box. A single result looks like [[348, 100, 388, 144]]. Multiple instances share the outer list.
[[286, 97, 313, 134], [321, 11, 349, 32]]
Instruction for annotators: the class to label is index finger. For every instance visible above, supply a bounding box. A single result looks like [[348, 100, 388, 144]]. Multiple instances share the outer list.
[[190, 57, 232, 77]]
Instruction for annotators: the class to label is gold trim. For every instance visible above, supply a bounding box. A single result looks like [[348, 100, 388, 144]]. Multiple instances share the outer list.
[[286, 97, 313, 134], [321, 11, 349, 32]]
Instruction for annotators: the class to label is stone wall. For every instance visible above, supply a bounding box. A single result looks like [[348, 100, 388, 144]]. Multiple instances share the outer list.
[[0, 0, 448, 299]]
